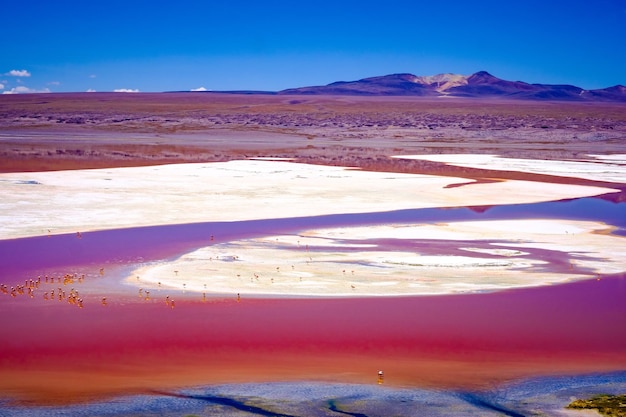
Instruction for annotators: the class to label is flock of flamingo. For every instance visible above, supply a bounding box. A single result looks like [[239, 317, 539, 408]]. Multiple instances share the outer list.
[[0, 266, 247, 310], [2, 273, 90, 307]]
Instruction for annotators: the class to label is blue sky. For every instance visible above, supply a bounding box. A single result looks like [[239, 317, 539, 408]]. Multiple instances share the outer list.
[[1, 0, 625, 93]]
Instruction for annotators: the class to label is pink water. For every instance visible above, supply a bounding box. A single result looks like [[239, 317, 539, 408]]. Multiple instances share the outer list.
[[1, 195, 625, 403]]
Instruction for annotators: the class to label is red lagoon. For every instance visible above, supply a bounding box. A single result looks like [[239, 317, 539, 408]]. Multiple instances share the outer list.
[[1, 196, 625, 404], [1, 273, 625, 404]]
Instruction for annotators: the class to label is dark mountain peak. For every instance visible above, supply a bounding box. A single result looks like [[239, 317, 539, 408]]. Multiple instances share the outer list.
[[281, 72, 432, 96], [366, 73, 417, 80], [581, 84, 626, 102], [467, 71, 504, 84], [470, 70, 495, 78], [277, 72, 626, 101], [331, 73, 419, 85], [604, 85, 626, 93]]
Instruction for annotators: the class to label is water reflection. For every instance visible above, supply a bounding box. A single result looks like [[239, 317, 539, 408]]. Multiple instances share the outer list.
[[1, 192, 624, 280]]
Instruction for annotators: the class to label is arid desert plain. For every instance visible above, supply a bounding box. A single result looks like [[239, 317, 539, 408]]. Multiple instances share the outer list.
[[1, 93, 625, 416]]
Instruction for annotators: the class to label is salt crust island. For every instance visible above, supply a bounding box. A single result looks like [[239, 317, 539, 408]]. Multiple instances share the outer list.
[[1, 154, 624, 297]]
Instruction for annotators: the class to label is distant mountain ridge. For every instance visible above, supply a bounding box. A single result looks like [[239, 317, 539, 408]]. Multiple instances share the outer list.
[[277, 71, 626, 101]]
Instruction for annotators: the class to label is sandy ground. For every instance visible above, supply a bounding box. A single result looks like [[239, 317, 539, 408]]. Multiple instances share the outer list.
[[2, 95, 626, 175]]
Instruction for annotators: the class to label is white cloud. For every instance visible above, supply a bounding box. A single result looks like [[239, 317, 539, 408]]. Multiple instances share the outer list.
[[47, 81, 61, 86], [0, 83, 4, 90], [6, 69, 31, 77], [191, 86, 208, 92], [86, 88, 97, 93], [2, 86, 50, 94], [113, 88, 139, 93], [89, 74, 97, 78]]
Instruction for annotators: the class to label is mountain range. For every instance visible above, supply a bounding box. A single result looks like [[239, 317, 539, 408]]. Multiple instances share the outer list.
[[276, 71, 626, 101]]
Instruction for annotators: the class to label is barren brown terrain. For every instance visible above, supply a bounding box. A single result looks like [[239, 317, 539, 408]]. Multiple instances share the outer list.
[[1, 93, 625, 177]]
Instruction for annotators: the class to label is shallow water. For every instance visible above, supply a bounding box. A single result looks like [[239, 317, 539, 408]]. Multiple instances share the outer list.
[[1, 192, 625, 409], [1, 192, 624, 281], [1, 372, 625, 416], [1, 266, 625, 405]]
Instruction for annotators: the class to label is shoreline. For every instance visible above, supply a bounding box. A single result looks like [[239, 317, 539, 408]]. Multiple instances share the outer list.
[[1, 96, 625, 411], [1, 158, 624, 404], [3, 372, 626, 416], [0, 158, 619, 241], [1, 193, 625, 297], [1, 274, 625, 405]]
